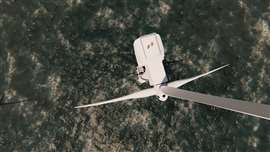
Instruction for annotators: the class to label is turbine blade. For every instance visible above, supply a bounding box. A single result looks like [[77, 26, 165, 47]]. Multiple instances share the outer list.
[[168, 64, 229, 88], [161, 86, 270, 120], [75, 88, 156, 108]]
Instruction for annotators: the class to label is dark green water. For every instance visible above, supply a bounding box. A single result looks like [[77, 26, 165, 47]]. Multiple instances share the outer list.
[[0, 0, 270, 151]]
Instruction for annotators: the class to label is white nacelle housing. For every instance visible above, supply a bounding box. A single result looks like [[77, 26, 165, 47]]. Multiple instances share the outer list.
[[133, 33, 168, 86]]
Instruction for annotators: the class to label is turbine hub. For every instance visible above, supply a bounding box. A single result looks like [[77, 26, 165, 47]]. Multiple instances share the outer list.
[[155, 84, 168, 101], [158, 94, 168, 101]]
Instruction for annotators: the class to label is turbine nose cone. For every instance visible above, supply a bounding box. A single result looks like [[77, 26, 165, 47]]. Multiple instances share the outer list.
[[158, 94, 168, 101], [154, 84, 168, 101]]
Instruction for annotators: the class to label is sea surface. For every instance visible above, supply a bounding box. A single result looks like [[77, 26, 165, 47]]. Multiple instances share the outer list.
[[0, 0, 270, 151]]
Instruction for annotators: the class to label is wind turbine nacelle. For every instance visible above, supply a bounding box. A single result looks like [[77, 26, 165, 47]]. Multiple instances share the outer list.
[[133, 33, 168, 86]]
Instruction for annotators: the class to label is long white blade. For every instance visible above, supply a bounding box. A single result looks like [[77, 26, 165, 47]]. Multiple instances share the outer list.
[[161, 86, 270, 120], [75, 88, 156, 108], [168, 64, 229, 88]]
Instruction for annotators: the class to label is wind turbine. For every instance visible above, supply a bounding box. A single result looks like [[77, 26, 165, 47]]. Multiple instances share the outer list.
[[75, 33, 270, 120]]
